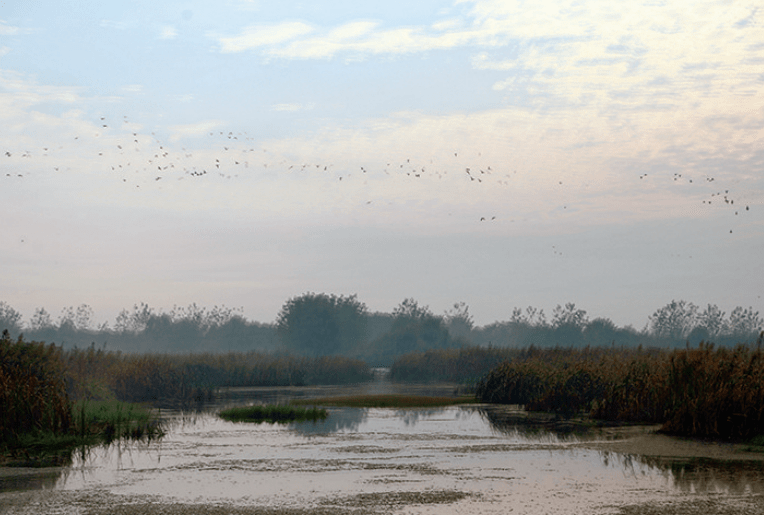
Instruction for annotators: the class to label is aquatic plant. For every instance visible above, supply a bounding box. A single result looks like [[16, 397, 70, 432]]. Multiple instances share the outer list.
[[72, 400, 163, 442], [218, 404, 327, 423]]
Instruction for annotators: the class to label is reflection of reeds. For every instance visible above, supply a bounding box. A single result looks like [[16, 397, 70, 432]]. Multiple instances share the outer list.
[[72, 400, 163, 443], [476, 337, 764, 439]]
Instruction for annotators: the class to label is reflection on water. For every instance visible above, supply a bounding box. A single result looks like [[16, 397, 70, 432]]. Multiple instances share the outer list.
[[602, 452, 764, 495], [3, 383, 764, 514], [0, 468, 63, 492], [290, 407, 368, 435]]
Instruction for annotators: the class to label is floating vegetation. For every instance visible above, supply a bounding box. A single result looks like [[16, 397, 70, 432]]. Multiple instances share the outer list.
[[218, 404, 328, 424], [291, 394, 478, 408]]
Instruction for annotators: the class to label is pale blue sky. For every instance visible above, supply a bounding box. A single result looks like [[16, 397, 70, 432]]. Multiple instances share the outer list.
[[1, 0, 763, 328]]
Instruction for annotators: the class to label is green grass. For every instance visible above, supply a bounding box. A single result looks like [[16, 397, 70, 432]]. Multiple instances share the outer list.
[[1, 400, 163, 467], [742, 434, 764, 453], [218, 404, 328, 423], [72, 400, 164, 442], [291, 394, 479, 408]]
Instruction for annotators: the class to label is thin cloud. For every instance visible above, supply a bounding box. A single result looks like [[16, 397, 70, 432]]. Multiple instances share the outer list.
[[217, 21, 314, 53], [160, 26, 178, 39], [0, 20, 34, 36], [271, 103, 315, 112], [168, 120, 224, 141]]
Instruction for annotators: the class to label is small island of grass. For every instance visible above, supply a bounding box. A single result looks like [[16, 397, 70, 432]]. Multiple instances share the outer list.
[[218, 404, 328, 424], [291, 394, 478, 408]]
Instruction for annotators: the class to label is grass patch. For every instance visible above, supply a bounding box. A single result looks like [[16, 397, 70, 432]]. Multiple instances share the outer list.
[[218, 404, 328, 424], [743, 434, 764, 453], [291, 394, 479, 408], [72, 400, 164, 442], [1, 400, 163, 467]]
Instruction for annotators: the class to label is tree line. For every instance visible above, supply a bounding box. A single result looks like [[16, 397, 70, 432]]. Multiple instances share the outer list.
[[0, 297, 761, 364]]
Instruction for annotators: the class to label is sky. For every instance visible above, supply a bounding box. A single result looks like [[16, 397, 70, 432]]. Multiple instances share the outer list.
[[1, 0, 763, 330]]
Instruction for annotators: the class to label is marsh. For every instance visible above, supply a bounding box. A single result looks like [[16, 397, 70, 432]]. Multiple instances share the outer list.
[[2, 379, 764, 515]]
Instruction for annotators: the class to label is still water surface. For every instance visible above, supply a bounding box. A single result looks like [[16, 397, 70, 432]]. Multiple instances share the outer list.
[[3, 378, 764, 514]]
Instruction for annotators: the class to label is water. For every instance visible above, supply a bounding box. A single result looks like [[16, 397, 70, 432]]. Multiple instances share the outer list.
[[3, 379, 764, 514]]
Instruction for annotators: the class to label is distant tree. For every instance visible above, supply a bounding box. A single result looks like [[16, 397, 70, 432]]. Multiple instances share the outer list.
[[582, 317, 618, 346], [376, 298, 455, 355], [276, 293, 368, 356], [696, 304, 726, 340], [120, 302, 155, 333], [58, 306, 77, 333], [549, 303, 589, 347], [28, 307, 54, 331], [58, 304, 95, 332], [551, 303, 589, 328], [393, 298, 431, 321], [525, 306, 547, 327], [0, 301, 22, 335], [114, 308, 131, 333], [727, 306, 763, 340], [443, 301, 474, 340], [649, 300, 698, 341]]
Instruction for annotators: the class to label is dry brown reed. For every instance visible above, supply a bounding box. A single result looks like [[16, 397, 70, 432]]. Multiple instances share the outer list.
[[0, 331, 72, 445], [390, 347, 521, 383], [63, 349, 373, 405], [476, 338, 764, 440]]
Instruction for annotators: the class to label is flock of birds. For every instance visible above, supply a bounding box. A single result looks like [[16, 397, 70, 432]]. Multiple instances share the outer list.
[[1, 115, 756, 235]]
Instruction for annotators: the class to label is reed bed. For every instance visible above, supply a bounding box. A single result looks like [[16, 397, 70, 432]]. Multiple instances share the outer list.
[[0, 331, 72, 447], [390, 346, 521, 383], [218, 404, 327, 423], [291, 394, 478, 408], [1, 334, 164, 463], [65, 349, 374, 405], [476, 339, 764, 440], [5, 334, 372, 459]]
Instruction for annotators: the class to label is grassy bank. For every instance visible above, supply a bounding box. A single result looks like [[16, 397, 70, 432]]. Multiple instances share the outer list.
[[1, 400, 162, 466], [292, 394, 478, 408], [475, 339, 764, 441], [219, 404, 327, 423], [72, 400, 163, 442]]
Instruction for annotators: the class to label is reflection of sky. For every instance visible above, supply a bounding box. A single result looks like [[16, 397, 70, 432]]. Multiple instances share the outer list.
[[0, 398, 761, 511]]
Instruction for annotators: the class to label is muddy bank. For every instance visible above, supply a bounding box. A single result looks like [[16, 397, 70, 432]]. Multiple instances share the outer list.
[[2, 486, 764, 515], [0, 489, 471, 515]]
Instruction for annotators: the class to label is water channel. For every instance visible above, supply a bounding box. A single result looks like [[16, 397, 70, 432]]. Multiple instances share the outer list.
[[2, 373, 764, 514]]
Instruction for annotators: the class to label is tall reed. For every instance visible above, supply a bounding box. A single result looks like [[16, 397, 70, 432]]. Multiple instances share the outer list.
[[0, 331, 72, 445], [476, 338, 764, 440]]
